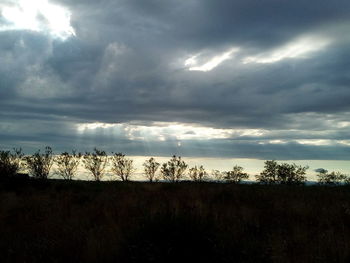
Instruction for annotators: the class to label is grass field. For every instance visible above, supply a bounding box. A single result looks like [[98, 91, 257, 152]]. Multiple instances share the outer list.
[[1, 178, 350, 262]]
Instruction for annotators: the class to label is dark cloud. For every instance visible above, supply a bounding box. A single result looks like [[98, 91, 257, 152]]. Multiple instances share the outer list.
[[1, 0, 350, 159]]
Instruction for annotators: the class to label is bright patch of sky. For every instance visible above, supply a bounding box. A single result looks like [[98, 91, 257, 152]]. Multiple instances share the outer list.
[[0, 0, 75, 40], [185, 47, 239, 72], [242, 35, 330, 64]]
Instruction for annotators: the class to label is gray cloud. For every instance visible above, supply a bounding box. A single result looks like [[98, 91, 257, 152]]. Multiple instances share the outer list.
[[1, 0, 350, 159]]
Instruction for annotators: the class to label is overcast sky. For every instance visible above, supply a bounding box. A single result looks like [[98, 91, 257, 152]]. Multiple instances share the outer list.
[[1, 0, 350, 160]]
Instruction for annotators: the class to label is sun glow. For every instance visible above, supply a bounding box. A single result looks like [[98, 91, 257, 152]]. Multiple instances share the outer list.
[[243, 35, 330, 64], [0, 0, 75, 40], [76, 122, 268, 142], [185, 47, 239, 72]]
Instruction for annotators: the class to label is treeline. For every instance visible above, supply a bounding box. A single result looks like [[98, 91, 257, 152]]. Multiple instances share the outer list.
[[0, 147, 348, 185]]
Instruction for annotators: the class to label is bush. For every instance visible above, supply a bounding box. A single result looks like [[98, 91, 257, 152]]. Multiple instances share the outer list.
[[317, 170, 348, 185], [25, 147, 53, 179], [55, 151, 82, 180], [189, 165, 207, 182], [110, 153, 134, 181], [161, 155, 188, 182], [256, 160, 307, 185], [0, 148, 23, 178], [224, 165, 249, 183], [83, 148, 108, 181], [143, 157, 160, 182]]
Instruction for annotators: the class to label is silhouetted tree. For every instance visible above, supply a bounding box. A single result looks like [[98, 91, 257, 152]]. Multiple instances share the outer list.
[[143, 157, 160, 182], [256, 160, 307, 184], [55, 150, 81, 180], [189, 165, 207, 182], [0, 148, 23, 178], [317, 169, 347, 185], [212, 169, 224, 181], [25, 146, 53, 179], [224, 165, 249, 183], [83, 148, 108, 181], [277, 163, 307, 184], [110, 153, 134, 181], [161, 155, 188, 182], [255, 160, 279, 184]]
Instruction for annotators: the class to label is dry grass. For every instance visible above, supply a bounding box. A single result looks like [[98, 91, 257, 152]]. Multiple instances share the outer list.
[[1, 179, 350, 262]]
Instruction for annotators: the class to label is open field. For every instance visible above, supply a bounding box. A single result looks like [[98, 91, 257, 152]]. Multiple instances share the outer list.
[[1, 179, 350, 262]]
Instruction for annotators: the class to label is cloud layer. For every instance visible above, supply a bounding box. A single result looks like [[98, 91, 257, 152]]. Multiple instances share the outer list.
[[1, 0, 350, 159]]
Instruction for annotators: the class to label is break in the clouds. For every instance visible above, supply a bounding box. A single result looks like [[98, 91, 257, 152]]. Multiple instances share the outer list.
[[1, 0, 350, 160]]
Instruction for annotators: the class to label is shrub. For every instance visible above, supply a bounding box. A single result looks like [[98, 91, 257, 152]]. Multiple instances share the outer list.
[[0, 148, 23, 178], [189, 165, 207, 182], [143, 157, 160, 182], [212, 170, 224, 181], [224, 165, 249, 183], [161, 155, 188, 182], [110, 153, 134, 181], [317, 170, 348, 185], [55, 151, 82, 180], [256, 160, 307, 185], [25, 147, 53, 179], [83, 148, 108, 181]]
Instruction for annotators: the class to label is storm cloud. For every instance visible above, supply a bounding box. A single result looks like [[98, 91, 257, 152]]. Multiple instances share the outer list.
[[1, 0, 350, 159]]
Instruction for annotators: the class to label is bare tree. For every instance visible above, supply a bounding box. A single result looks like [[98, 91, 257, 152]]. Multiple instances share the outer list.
[[25, 146, 53, 179], [189, 165, 207, 182], [110, 153, 134, 181], [143, 157, 160, 182], [83, 148, 108, 181], [55, 150, 81, 180], [161, 155, 188, 182], [0, 148, 23, 178], [224, 165, 249, 183]]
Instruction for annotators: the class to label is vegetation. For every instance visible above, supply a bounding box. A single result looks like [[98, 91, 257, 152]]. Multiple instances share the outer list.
[[110, 153, 134, 181], [0, 147, 349, 185], [0, 148, 23, 178], [189, 165, 207, 182], [24, 146, 53, 179], [223, 165, 249, 183], [256, 160, 308, 185], [212, 169, 224, 181], [1, 181, 350, 262], [143, 157, 160, 182], [317, 169, 348, 185], [161, 155, 188, 182], [54, 151, 81, 180], [82, 148, 108, 181], [1, 146, 350, 262]]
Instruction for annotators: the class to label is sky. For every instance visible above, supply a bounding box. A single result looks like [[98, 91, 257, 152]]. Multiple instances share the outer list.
[[1, 0, 350, 167]]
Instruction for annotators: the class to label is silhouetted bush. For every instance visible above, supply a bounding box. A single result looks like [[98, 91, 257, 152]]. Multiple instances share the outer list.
[[0, 148, 23, 178], [24, 146, 53, 179], [317, 170, 348, 185], [110, 153, 134, 181], [256, 160, 307, 184], [212, 169, 224, 181], [83, 148, 108, 181], [161, 155, 188, 182], [143, 157, 160, 182], [189, 165, 207, 182], [223, 165, 249, 183], [54, 151, 81, 180]]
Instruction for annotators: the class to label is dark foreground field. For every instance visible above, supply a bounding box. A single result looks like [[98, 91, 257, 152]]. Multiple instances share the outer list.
[[1, 179, 350, 262]]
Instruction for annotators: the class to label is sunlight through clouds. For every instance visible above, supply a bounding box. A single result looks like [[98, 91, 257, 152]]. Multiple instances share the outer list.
[[76, 122, 267, 141], [0, 0, 75, 40], [242, 35, 330, 64], [185, 47, 239, 72]]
